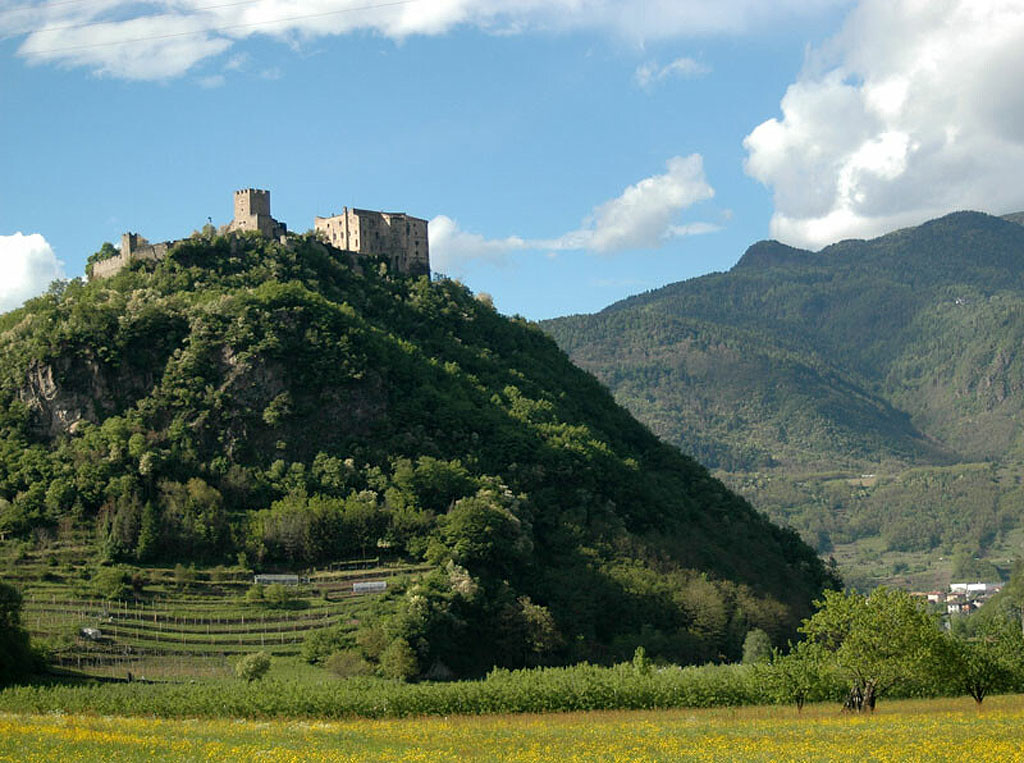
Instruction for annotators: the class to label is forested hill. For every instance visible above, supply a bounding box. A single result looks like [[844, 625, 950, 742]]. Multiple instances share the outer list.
[[0, 232, 834, 675], [541, 211, 1024, 589], [544, 211, 1024, 471]]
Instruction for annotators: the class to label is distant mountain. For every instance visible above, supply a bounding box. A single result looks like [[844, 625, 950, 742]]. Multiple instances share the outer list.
[[543, 211, 1024, 587]]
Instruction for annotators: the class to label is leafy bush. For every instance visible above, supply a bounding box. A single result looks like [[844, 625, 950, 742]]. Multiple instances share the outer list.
[[326, 650, 373, 678], [264, 583, 300, 609], [301, 627, 352, 665], [235, 652, 271, 683], [244, 583, 265, 604], [90, 565, 133, 600]]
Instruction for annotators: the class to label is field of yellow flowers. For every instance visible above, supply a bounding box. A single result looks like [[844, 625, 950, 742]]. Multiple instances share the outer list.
[[2, 695, 1024, 762]]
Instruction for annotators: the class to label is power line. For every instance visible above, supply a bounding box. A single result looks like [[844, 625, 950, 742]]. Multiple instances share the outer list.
[[7, 0, 421, 52]]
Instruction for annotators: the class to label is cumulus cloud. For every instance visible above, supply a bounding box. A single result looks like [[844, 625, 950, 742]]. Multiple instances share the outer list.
[[634, 57, 711, 90], [0, 233, 64, 313], [430, 155, 716, 271], [428, 214, 530, 270], [744, 0, 1024, 250], [2, 0, 844, 80]]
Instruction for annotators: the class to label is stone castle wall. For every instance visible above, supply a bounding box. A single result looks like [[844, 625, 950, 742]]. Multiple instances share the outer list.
[[89, 234, 170, 280], [89, 190, 427, 281]]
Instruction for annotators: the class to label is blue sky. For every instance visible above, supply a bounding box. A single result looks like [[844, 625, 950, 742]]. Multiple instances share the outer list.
[[3, 1, 1024, 319]]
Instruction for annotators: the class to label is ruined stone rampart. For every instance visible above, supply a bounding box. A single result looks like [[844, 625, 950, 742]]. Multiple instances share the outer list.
[[89, 234, 170, 280], [88, 189, 428, 281]]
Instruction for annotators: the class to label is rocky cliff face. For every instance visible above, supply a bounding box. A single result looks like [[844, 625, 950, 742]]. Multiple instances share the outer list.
[[16, 339, 388, 466], [18, 354, 157, 439]]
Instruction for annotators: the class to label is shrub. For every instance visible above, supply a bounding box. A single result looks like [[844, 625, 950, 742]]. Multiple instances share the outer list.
[[244, 583, 265, 603], [326, 651, 373, 678], [264, 583, 296, 608], [90, 565, 133, 600], [301, 627, 352, 665], [173, 563, 197, 590], [235, 652, 271, 682]]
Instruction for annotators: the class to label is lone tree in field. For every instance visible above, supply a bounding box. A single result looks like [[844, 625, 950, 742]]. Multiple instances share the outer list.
[[759, 641, 833, 711], [799, 588, 944, 712], [947, 610, 1024, 705]]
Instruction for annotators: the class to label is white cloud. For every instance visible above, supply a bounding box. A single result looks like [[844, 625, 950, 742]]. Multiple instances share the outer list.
[[556, 154, 715, 252], [0, 233, 64, 313], [3, 0, 845, 80], [429, 155, 716, 270], [634, 57, 711, 90], [428, 214, 530, 271], [744, 0, 1024, 250], [16, 12, 233, 80], [197, 73, 225, 88]]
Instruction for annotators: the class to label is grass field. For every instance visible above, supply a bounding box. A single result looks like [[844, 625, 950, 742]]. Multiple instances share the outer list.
[[2, 695, 1023, 761]]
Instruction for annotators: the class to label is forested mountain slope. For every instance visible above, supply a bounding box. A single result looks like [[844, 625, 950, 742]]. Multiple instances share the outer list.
[[543, 211, 1024, 587], [0, 232, 834, 674]]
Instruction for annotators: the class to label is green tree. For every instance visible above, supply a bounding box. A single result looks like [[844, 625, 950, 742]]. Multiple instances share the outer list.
[[632, 645, 653, 676], [325, 650, 373, 678], [946, 616, 1024, 704], [742, 628, 773, 665], [135, 502, 161, 561], [0, 582, 40, 684], [341, 492, 386, 559], [264, 583, 298, 609], [379, 638, 418, 681], [85, 242, 119, 278], [432, 487, 531, 581], [173, 562, 197, 591], [799, 588, 945, 711], [1000, 559, 1024, 636], [758, 641, 833, 711]]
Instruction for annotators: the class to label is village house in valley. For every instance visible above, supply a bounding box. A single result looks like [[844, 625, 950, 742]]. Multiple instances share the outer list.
[[89, 189, 429, 280]]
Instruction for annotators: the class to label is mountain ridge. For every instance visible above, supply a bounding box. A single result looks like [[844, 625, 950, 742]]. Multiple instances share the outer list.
[[542, 209, 1024, 587]]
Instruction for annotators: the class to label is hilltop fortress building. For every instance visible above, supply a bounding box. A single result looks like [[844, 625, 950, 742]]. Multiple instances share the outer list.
[[89, 189, 429, 280], [314, 208, 429, 277]]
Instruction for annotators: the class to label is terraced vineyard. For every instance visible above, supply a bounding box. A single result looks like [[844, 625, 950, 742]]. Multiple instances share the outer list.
[[4, 542, 428, 680]]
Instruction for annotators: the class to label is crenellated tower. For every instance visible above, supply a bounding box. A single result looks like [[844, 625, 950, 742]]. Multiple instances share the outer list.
[[226, 188, 286, 238]]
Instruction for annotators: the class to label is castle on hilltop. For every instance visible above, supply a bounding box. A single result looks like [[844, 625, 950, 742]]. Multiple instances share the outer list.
[[88, 189, 429, 280], [315, 208, 428, 277], [224, 188, 288, 240]]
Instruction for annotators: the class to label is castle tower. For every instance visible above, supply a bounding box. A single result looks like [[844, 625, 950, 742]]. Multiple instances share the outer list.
[[234, 188, 271, 220], [227, 188, 285, 238]]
